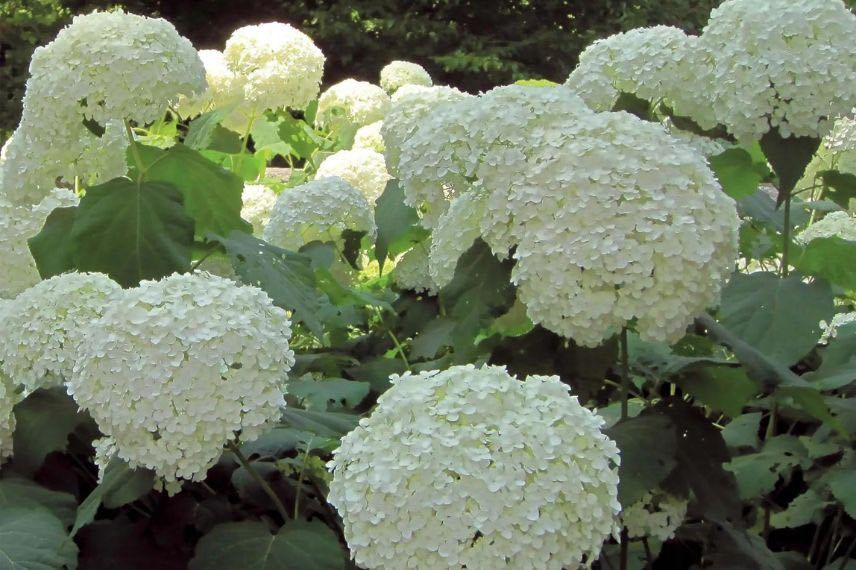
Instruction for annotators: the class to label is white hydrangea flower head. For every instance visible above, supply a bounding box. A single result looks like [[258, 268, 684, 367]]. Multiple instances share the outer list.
[[381, 84, 472, 176], [0, 187, 80, 299], [223, 22, 325, 113], [429, 192, 488, 289], [69, 272, 295, 486], [328, 364, 621, 569], [825, 110, 856, 153], [379, 60, 433, 94], [241, 183, 277, 236], [177, 50, 243, 119], [820, 311, 856, 342], [0, 272, 120, 392], [699, 0, 856, 142], [622, 491, 688, 542], [353, 121, 385, 153], [316, 79, 391, 132], [263, 177, 376, 251], [393, 243, 437, 295], [796, 211, 856, 244], [499, 112, 739, 346], [0, 368, 17, 464], [315, 148, 391, 203]]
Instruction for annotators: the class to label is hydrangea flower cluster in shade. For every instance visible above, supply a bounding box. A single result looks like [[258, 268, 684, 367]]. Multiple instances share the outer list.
[[826, 111, 855, 152], [0, 187, 79, 299], [241, 183, 277, 236], [0, 272, 120, 393], [796, 211, 856, 244], [263, 177, 376, 252], [176, 50, 242, 119], [353, 121, 385, 153], [316, 79, 391, 132], [69, 272, 295, 486], [315, 148, 391, 203], [0, 367, 16, 463], [223, 23, 325, 114], [379, 61, 433, 94], [0, 11, 205, 205], [381, 85, 472, 177], [392, 244, 437, 295], [622, 491, 688, 542], [698, 0, 856, 141], [328, 365, 621, 569]]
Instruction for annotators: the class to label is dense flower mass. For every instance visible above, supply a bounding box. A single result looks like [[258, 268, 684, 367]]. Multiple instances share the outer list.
[[826, 110, 856, 152], [223, 22, 325, 114], [328, 365, 621, 569], [699, 0, 856, 141], [353, 121, 385, 153], [622, 492, 689, 541], [0, 10, 204, 204], [241, 183, 277, 236], [315, 148, 391, 203], [176, 50, 242, 119], [393, 244, 437, 295], [69, 272, 295, 486], [316, 79, 390, 132], [263, 177, 376, 251], [796, 211, 856, 243], [0, 272, 120, 392], [0, 187, 80, 299], [379, 61, 433, 94], [429, 192, 487, 289]]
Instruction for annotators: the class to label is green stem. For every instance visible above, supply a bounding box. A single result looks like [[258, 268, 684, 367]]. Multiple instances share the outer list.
[[377, 309, 411, 370], [124, 120, 146, 182], [620, 328, 630, 420], [228, 441, 289, 522], [781, 192, 791, 277], [293, 439, 314, 519]]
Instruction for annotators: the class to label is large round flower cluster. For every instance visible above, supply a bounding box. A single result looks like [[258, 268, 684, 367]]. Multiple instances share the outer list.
[[263, 177, 376, 252], [0, 272, 120, 393], [381, 85, 471, 176], [69, 272, 295, 486], [622, 491, 688, 542], [0, 187, 80, 299], [392, 244, 437, 295], [353, 121, 385, 153], [698, 0, 856, 141], [316, 79, 390, 132], [327, 365, 621, 569], [0, 367, 16, 463], [379, 61, 433, 94], [796, 211, 856, 244], [241, 184, 277, 236], [0, 11, 205, 205], [223, 23, 325, 114], [315, 148, 391, 203], [176, 50, 242, 119]]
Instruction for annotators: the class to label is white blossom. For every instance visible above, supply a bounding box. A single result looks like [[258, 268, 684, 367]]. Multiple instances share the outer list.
[[241, 183, 277, 236], [316, 79, 390, 132], [622, 492, 688, 542], [796, 211, 856, 244], [0, 272, 120, 392], [825, 110, 856, 153], [263, 177, 376, 251], [353, 120, 385, 153], [176, 50, 243, 119], [393, 243, 437, 295], [315, 148, 391, 203], [429, 192, 488, 289], [699, 0, 856, 142], [69, 272, 295, 486], [328, 365, 621, 569], [380, 61, 433, 94]]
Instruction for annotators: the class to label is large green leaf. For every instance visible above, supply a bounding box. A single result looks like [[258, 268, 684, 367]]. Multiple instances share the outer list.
[[286, 376, 370, 411], [806, 322, 856, 390], [280, 408, 360, 438], [818, 170, 856, 209], [0, 479, 77, 527], [725, 435, 810, 500], [759, 129, 821, 201], [185, 108, 240, 152], [72, 459, 155, 536], [71, 177, 194, 287], [718, 272, 834, 367], [794, 237, 856, 292], [28, 207, 77, 279], [678, 367, 759, 418], [211, 231, 325, 338], [133, 143, 251, 238], [189, 520, 345, 570], [0, 508, 78, 569], [826, 467, 856, 518], [710, 148, 764, 199], [374, 180, 429, 271]]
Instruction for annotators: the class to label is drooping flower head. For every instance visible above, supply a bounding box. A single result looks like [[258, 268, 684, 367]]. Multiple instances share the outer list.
[[380, 61, 433, 94], [315, 148, 391, 204], [69, 272, 295, 487], [0, 272, 121, 392], [316, 79, 391, 132], [263, 177, 376, 252], [622, 491, 688, 542], [328, 364, 621, 569], [241, 183, 277, 236]]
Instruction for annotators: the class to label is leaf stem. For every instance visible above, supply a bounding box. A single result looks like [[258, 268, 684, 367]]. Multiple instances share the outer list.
[[293, 439, 314, 519], [124, 120, 146, 182], [227, 440, 289, 522]]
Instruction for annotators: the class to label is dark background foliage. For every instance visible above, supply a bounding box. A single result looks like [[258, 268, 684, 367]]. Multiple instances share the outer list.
[[0, 0, 719, 136]]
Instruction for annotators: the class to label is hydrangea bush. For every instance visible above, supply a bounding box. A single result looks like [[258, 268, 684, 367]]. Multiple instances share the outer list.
[[0, 2, 853, 568]]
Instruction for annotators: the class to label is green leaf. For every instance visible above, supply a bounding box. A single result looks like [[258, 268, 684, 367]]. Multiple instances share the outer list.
[[629, 335, 732, 380], [346, 357, 407, 392], [374, 180, 429, 271], [411, 318, 456, 360], [722, 412, 763, 451], [806, 322, 856, 390], [605, 415, 677, 507], [211, 231, 325, 338], [678, 367, 759, 417], [0, 479, 77, 527], [826, 468, 856, 518], [189, 519, 345, 570], [794, 237, 856, 291], [72, 458, 154, 536], [725, 435, 809, 500], [71, 177, 194, 287], [11, 388, 91, 476], [185, 108, 240, 152], [705, 522, 786, 570], [738, 188, 809, 234], [486, 299, 534, 338], [759, 129, 821, 200], [133, 143, 252, 238], [770, 489, 829, 529], [818, 170, 856, 209], [718, 272, 834, 367], [286, 376, 370, 411], [251, 113, 293, 158], [28, 207, 77, 278], [241, 427, 334, 458], [0, 508, 78, 570], [513, 79, 559, 87], [710, 148, 764, 199], [280, 408, 360, 438]]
